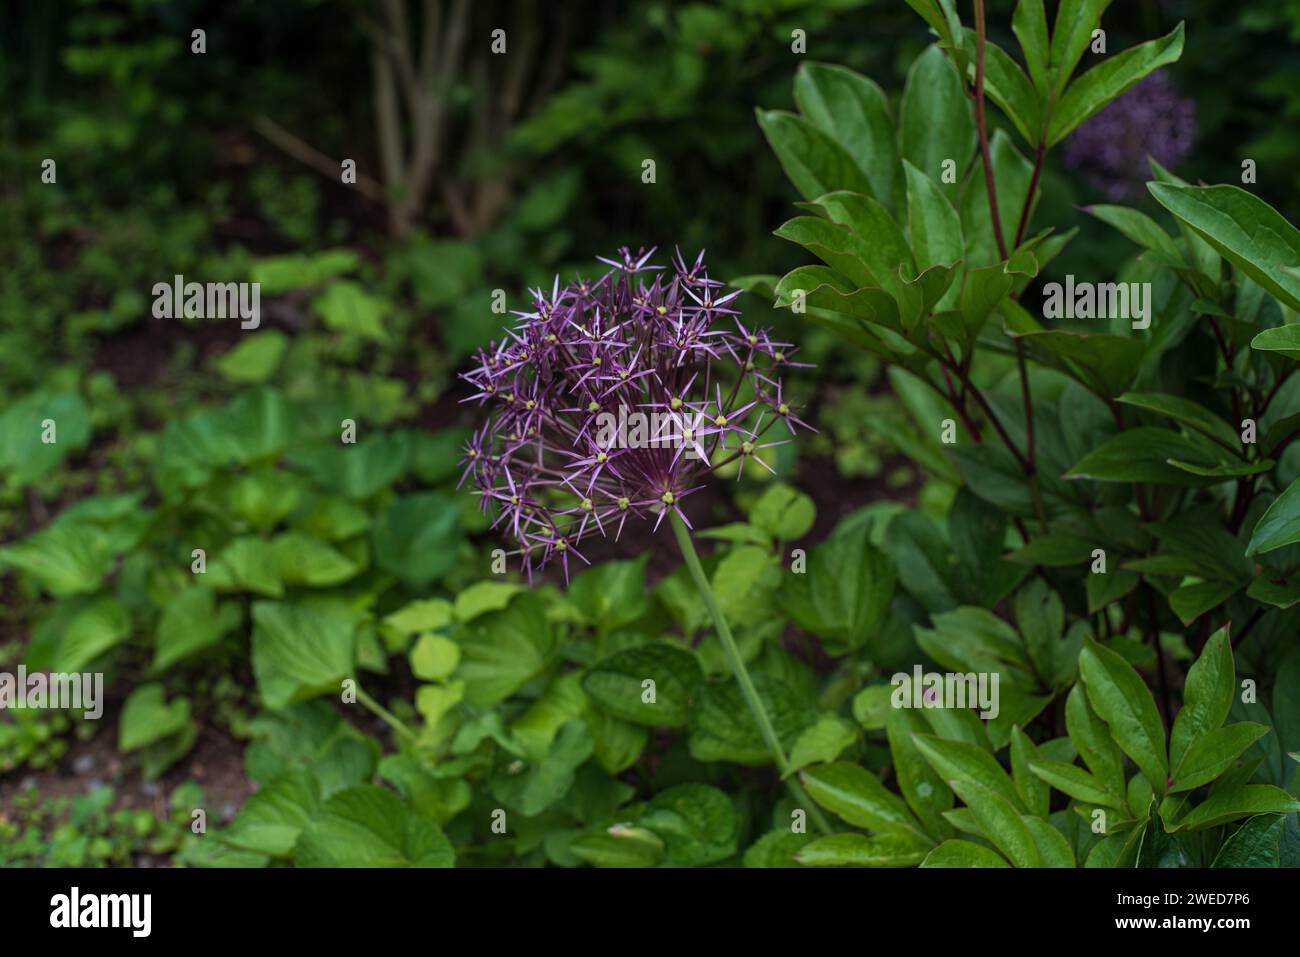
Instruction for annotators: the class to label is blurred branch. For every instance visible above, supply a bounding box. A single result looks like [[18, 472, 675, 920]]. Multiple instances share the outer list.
[[253, 115, 385, 203]]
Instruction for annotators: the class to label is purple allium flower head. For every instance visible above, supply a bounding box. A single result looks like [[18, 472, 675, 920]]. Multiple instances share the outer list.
[[1062, 70, 1196, 200], [459, 247, 812, 580]]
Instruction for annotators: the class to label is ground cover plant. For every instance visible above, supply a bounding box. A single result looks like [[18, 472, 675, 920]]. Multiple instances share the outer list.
[[0, 0, 1297, 874]]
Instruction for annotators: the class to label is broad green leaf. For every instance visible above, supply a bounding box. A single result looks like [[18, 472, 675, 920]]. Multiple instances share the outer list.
[[749, 483, 816, 540], [0, 522, 116, 597], [800, 762, 928, 842], [787, 716, 859, 774], [251, 601, 358, 710], [0, 390, 92, 485], [1116, 392, 1238, 449], [567, 556, 650, 630], [219, 769, 320, 858], [311, 281, 390, 342], [900, 45, 977, 203], [795, 832, 930, 867], [582, 643, 703, 728], [687, 675, 812, 766], [913, 735, 1024, 811], [153, 586, 241, 672], [1018, 330, 1144, 399], [214, 330, 289, 383], [904, 160, 964, 280], [1212, 814, 1285, 867], [949, 778, 1039, 867], [1048, 0, 1114, 97], [1009, 727, 1050, 817], [1168, 784, 1300, 833], [1024, 816, 1075, 867], [1012, 0, 1050, 94], [1066, 677, 1130, 802], [1029, 760, 1121, 808], [777, 520, 894, 651], [798, 192, 916, 285], [1247, 477, 1300, 556], [294, 785, 454, 866], [1048, 23, 1185, 147], [1065, 427, 1224, 486], [1251, 325, 1300, 361], [208, 537, 284, 598], [371, 493, 460, 586], [1149, 183, 1300, 312], [1086, 206, 1184, 267], [409, 634, 460, 682], [1079, 639, 1168, 793], [757, 109, 875, 203], [887, 709, 955, 840], [119, 684, 191, 751], [1171, 723, 1271, 793], [959, 33, 1041, 144], [1170, 626, 1234, 769], [640, 783, 740, 867], [456, 592, 556, 708], [271, 532, 361, 587], [794, 63, 899, 211], [45, 594, 130, 673], [569, 825, 664, 868], [920, 839, 1010, 867]]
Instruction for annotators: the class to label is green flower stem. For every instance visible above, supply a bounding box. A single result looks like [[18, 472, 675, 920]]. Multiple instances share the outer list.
[[355, 685, 418, 744], [670, 512, 833, 836]]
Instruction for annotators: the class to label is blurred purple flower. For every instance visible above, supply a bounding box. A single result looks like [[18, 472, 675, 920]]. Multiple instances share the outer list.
[[460, 247, 811, 580], [1062, 70, 1196, 200]]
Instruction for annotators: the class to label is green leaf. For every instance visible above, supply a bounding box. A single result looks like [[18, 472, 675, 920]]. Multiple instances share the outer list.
[[948, 778, 1040, 867], [1212, 814, 1285, 867], [900, 46, 976, 202], [1065, 427, 1224, 486], [1029, 760, 1120, 808], [1066, 677, 1130, 802], [566, 556, 650, 631], [1168, 784, 1300, 833], [119, 684, 191, 751], [1149, 183, 1300, 312], [1012, 0, 1050, 94], [787, 716, 859, 774], [1250, 325, 1300, 361], [1171, 723, 1271, 792], [1048, 23, 1185, 147], [0, 522, 116, 597], [0, 390, 91, 485], [311, 281, 390, 343], [959, 34, 1041, 145], [749, 483, 816, 541], [777, 520, 894, 651], [294, 785, 454, 866], [214, 330, 289, 383], [409, 634, 460, 681], [1018, 330, 1145, 400], [371, 493, 460, 586], [1086, 206, 1184, 267], [1079, 639, 1168, 793], [1010, 726, 1051, 817], [920, 839, 1010, 867], [153, 586, 241, 672], [45, 594, 130, 673], [1116, 392, 1238, 449], [795, 832, 930, 867], [1024, 815, 1075, 867], [640, 783, 740, 867], [582, 643, 703, 728], [251, 601, 358, 710], [271, 532, 361, 587], [687, 675, 812, 766], [904, 160, 964, 276], [1047, 0, 1114, 97], [794, 63, 899, 212], [208, 537, 284, 598], [887, 709, 955, 840], [757, 109, 875, 203], [219, 769, 320, 858], [1247, 476, 1300, 556], [456, 592, 556, 708], [569, 825, 664, 868], [1170, 626, 1234, 769], [800, 762, 928, 841], [912, 735, 1024, 811]]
